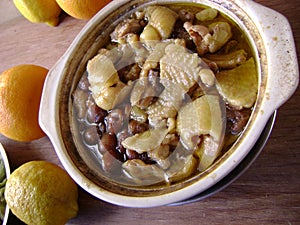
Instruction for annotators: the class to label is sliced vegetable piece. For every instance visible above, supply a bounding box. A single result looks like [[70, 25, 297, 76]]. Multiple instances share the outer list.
[[130, 105, 148, 123], [130, 77, 152, 107], [148, 144, 170, 170], [177, 95, 225, 150], [166, 154, 198, 183], [216, 57, 258, 109], [121, 128, 169, 154], [122, 159, 165, 185], [199, 68, 215, 87]]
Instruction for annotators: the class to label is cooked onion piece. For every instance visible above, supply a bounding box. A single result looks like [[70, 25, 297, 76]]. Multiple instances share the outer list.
[[199, 68, 215, 87], [195, 135, 222, 171], [177, 95, 225, 170]]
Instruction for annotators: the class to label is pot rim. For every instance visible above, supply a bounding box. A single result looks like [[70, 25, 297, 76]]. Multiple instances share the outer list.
[[39, 0, 299, 207]]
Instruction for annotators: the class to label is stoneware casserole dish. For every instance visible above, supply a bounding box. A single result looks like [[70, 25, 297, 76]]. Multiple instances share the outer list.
[[39, 0, 299, 207]]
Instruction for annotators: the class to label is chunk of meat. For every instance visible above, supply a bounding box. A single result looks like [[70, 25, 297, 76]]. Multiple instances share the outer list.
[[183, 22, 210, 55], [130, 70, 163, 109], [206, 22, 232, 53], [226, 106, 251, 135], [178, 9, 195, 23], [111, 19, 143, 41], [184, 21, 232, 55]]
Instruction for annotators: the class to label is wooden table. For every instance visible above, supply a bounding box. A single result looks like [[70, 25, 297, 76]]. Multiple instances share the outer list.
[[0, 1, 299, 224]]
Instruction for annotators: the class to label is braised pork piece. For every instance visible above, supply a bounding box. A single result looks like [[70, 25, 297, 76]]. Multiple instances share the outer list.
[[73, 4, 257, 186]]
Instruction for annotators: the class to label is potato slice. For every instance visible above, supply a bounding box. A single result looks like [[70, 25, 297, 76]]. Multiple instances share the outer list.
[[216, 57, 258, 109], [177, 95, 225, 150]]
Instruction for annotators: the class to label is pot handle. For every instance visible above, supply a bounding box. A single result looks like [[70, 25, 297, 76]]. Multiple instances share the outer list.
[[244, 1, 299, 111], [39, 56, 66, 139]]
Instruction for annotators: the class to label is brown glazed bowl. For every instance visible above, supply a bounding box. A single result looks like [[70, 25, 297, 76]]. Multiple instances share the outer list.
[[39, 0, 299, 207]]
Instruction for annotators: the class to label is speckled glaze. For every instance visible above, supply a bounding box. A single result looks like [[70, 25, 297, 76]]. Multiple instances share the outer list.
[[39, 0, 299, 207]]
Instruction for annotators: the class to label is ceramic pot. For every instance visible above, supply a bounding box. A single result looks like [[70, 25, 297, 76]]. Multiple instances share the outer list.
[[39, 0, 299, 207]]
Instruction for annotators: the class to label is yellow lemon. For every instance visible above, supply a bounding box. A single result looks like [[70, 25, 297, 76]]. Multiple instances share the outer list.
[[4, 161, 78, 225], [0, 64, 48, 142], [56, 0, 112, 20], [13, 0, 62, 26]]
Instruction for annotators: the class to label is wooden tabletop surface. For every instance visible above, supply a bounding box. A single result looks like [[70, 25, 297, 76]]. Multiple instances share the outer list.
[[0, 0, 299, 224]]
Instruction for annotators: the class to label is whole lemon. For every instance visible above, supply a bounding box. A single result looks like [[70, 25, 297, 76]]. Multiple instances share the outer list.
[[0, 64, 48, 142], [13, 0, 62, 26], [4, 161, 78, 225], [56, 0, 112, 20]]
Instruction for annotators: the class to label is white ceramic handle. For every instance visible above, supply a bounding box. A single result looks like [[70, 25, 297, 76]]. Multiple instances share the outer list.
[[39, 57, 66, 140], [244, 1, 299, 112]]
